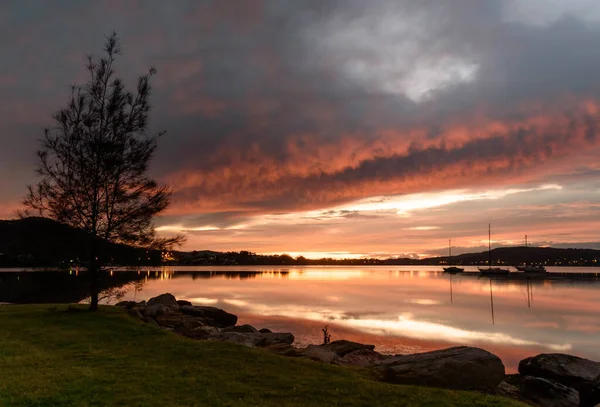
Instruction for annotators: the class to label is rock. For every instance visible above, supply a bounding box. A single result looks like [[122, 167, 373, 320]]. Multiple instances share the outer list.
[[147, 293, 179, 308], [374, 346, 505, 391], [142, 304, 171, 318], [519, 354, 600, 390], [115, 301, 137, 309], [177, 300, 192, 307], [335, 348, 390, 367], [179, 325, 221, 340], [179, 305, 238, 327], [302, 340, 378, 364], [222, 324, 259, 334], [259, 328, 272, 333], [579, 374, 600, 407], [496, 381, 527, 404], [303, 345, 338, 363], [155, 314, 204, 330], [505, 375, 580, 407], [324, 340, 375, 357]]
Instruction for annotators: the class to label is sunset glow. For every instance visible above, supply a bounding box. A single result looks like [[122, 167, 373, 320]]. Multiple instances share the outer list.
[[1, 1, 600, 257]]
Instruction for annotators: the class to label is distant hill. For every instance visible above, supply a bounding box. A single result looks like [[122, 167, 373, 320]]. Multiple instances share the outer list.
[[1, 218, 599, 267], [420, 246, 600, 267], [170, 247, 600, 267], [0, 217, 163, 267]]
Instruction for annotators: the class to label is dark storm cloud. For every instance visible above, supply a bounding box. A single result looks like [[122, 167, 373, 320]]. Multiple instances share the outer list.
[[2, 0, 600, 226]]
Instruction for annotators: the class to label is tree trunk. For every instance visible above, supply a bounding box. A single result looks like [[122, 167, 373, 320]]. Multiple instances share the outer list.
[[89, 238, 99, 311]]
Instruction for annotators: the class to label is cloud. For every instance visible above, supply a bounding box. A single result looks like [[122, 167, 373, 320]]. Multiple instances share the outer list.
[[2, 1, 600, 254]]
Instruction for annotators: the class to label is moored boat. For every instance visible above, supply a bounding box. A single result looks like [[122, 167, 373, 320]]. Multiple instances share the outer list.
[[443, 239, 464, 273], [516, 264, 547, 273], [479, 224, 511, 276], [444, 266, 465, 273]]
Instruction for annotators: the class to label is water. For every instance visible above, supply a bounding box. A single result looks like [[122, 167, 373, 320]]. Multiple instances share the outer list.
[[2, 265, 600, 372]]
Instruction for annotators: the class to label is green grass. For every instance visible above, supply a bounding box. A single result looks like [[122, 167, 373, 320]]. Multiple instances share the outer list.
[[0, 305, 525, 407]]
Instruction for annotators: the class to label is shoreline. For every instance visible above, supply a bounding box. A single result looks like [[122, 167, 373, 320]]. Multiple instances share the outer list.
[[116, 293, 600, 407]]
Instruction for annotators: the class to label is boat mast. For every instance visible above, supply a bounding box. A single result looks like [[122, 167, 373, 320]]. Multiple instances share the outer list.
[[449, 239, 451, 263], [525, 234, 528, 247], [488, 223, 491, 267]]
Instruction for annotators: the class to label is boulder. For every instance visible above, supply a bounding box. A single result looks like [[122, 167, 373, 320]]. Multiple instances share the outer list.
[[222, 324, 259, 334], [519, 354, 600, 390], [323, 340, 375, 357], [179, 325, 221, 340], [302, 340, 377, 364], [503, 375, 580, 407], [207, 332, 260, 347], [179, 305, 238, 327], [259, 328, 272, 334], [176, 300, 192, 307], [303, 345, 338, 363], [373, 346, 505, 391], [155, 314, 204, 330], [147, 293, 179, 308], [142, 304, 171, 318], [115, 301, 137, 309], [335, 348, 390, 367], [496, 381, 528, 404], [579, 374, 600, 407]]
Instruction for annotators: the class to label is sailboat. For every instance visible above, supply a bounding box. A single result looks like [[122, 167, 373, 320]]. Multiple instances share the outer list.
[[514, 235, 547, 273], [443, 239, 464, 273], [478, 224, 511, 275], [516, 264, 547, 273]]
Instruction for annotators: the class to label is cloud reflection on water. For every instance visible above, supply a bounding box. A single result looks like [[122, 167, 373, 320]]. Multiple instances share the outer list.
[[119, 266, 600, 371]]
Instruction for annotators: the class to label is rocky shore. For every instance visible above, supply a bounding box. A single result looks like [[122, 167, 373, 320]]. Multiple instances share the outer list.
[[117, 293, 600, 407]]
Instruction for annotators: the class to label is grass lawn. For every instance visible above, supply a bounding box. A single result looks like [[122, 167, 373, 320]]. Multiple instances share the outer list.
[[0, 305, 525, 407]]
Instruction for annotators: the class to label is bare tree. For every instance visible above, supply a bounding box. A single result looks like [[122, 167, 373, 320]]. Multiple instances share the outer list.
[[23, 32, 181, 311]]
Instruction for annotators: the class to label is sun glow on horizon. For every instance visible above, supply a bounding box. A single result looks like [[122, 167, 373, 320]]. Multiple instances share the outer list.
[[152, 182, 586, 258]]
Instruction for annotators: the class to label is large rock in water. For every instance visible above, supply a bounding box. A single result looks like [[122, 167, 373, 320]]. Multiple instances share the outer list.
[[519, 354, 600, 390], [179, 305, 238, 327], [147, 293, 179, 308], [374, 346, 505, 391]]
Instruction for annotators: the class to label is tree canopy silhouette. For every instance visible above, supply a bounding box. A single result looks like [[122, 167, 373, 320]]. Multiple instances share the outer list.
[[23, 32, 180, 310]]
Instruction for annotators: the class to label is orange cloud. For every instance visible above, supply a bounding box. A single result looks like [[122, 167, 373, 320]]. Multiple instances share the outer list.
[[164, 99, 600, 216]]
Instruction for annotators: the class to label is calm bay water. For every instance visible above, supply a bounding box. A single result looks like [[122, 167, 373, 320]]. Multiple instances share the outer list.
[[2, 265, 600, 372]]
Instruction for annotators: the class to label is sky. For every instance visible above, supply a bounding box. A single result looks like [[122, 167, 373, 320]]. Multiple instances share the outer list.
[[1, 0, 600, 258]]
